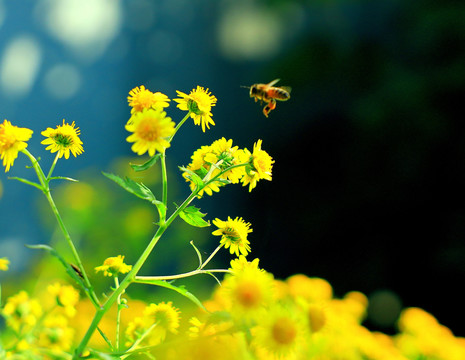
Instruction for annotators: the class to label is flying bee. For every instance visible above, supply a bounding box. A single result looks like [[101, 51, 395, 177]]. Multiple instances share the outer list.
[[243, 79, 291, 117]]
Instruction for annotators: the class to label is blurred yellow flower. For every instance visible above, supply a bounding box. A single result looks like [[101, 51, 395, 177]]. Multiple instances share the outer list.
[[126, 108, 175, 156], [95, 255, 132, 277], [240, 139, 274, 192], [251, 304, 306, 360], [0, 257, 9, 271], [41, 120, 83, 159], [37, 314, 75, 352], [220, 264, 275, 320], [126, 301, 181, 346], [128, 85, 170, 114], [174, 86, 217, 132], [47, 282, 80, 317], [2, 291, 43, 332], [212, 216, 252, 257], [0, 119, 33, 172]]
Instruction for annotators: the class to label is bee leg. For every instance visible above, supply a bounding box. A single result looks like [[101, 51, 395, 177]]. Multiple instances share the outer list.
[[263, 99, 276, 117]]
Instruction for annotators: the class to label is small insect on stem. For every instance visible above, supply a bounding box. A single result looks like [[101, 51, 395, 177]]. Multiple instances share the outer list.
[[242, 79, 291, 117], [70, 263, 84, 279]]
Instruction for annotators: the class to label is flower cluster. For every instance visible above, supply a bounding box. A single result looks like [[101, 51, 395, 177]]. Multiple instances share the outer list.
[[95, 255, 132, 277], [183, 137, 274, 195], [1, 284, 80, 357]]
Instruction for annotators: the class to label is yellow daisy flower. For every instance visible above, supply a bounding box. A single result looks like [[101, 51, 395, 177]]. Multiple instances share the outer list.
[[0, 257, 9, 271], [0, 119, 33, 172], [47, 282, 80, 317], [143, 301, 181, 345], [229, 255, 261, 273], [174, 86, 217, 132], [126, 108, 175, 156], [37, 314, 75, 352], [251, 303, 306, 360], [127, 85, 170, 114], [240, 139, 274, 192], [95, 255, 132, 277], [212, 216, 253, 257], [41, 120, 83, 159], [220, 264, 275, 320]]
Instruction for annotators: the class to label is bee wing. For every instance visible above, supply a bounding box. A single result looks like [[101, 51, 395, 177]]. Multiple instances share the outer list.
[[280, 86, 292, 94], [267, 79, 281, 87]]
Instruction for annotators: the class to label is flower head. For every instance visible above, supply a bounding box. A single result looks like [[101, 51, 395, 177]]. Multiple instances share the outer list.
[[0, 120, 33, 172], [240, 139, 274, 192], [0, 257, 9, 271], [174, 86, 217, 132], [41, 120, 83, 159], [2, 291, 43, 332], [128, 85, 170, 114], [95, 255, 132, 277], [251, 303, 306, 360], [47, 282, 80, 317], [141, 301, 181, 345], [126, 108, 175, 156], [213, 217, 253, 257]]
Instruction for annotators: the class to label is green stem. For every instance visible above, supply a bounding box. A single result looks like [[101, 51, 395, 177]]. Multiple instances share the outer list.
[[21, 149, 100, 308], [46, 152, 60, 180], [135, 268, 231, 282], [168, 112, 191, 143], [74, 190, 198, 358], [114, 276, 122, 351], [161, 150, 168, 218]]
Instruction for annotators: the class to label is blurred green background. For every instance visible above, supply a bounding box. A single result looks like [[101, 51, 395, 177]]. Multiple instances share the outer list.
[[1, 0, 464, 337]]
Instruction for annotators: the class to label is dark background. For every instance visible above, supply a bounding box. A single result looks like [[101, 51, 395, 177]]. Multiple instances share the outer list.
[[1, 0, 464, 337]]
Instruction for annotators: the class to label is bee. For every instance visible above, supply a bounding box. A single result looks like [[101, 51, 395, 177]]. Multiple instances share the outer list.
[[243, 79, 291, 117]]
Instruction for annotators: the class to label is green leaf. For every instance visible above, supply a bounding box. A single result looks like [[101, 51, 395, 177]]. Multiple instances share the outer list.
[[135, 279, 206, 311], [102, 172, 158, 204], [26, 244, 86, 288], [130, 154, 162, 172], [179, 205, 210, 228], [49, 176, 79, 182], [179, 166, 204, 189]]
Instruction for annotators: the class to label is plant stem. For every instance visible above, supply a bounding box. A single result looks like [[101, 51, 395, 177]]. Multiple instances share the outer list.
[[168, 112, 191, 143], [161, 150, 168, 218], [74, 190, 198, 358], [21, 149, 100, 308], [114, 276, 122, 351], [135, 268, 231, 282]]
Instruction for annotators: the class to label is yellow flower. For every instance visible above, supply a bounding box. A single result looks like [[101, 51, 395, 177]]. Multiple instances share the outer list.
[[41, 120, 83, 159], [210, 138, 245, 184], [240, 139, 274, 192], [143, 301, 181, 345], [37, 314, 75, 352], [47, 282, 80, 317], [0, 257, 9, 271], [229, 255, 261, 273], [0, 119, 33, 172], [95, 255, 132, 277], [2, 291, 43, 332], [251, 304, 306, 360], [212, 217, 252, 257], [126, 108, 175, 156], [128, 85, 170, 114], [174, 86, 217, 132], [220, 264, 275, 320]]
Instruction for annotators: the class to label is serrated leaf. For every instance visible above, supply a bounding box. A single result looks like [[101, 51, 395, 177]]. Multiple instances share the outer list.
[[136, 279, 206, 311], [130, 154, 161, 172], [102, 172, 157, 204], [179, 206, 210, 227]]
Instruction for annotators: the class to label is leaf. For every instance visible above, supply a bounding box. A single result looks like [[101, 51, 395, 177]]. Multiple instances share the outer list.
[[26, 244, 85, 288], [135, 279, 206, 311], [49, 176, 79, 182], [130, 154, 162, 172], [179, 205, 210, 228], [102, 172, 158, 204], [179, 166, 204, 189]]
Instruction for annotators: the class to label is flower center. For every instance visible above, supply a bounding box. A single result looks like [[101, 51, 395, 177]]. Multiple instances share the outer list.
[[235, 281, 262, 308], [187, 99, 204, 115], [52, 133, 73, 148], [138, 121, 160, 141], [272, 317, 297, 345], [223, 227, 241, 242]]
